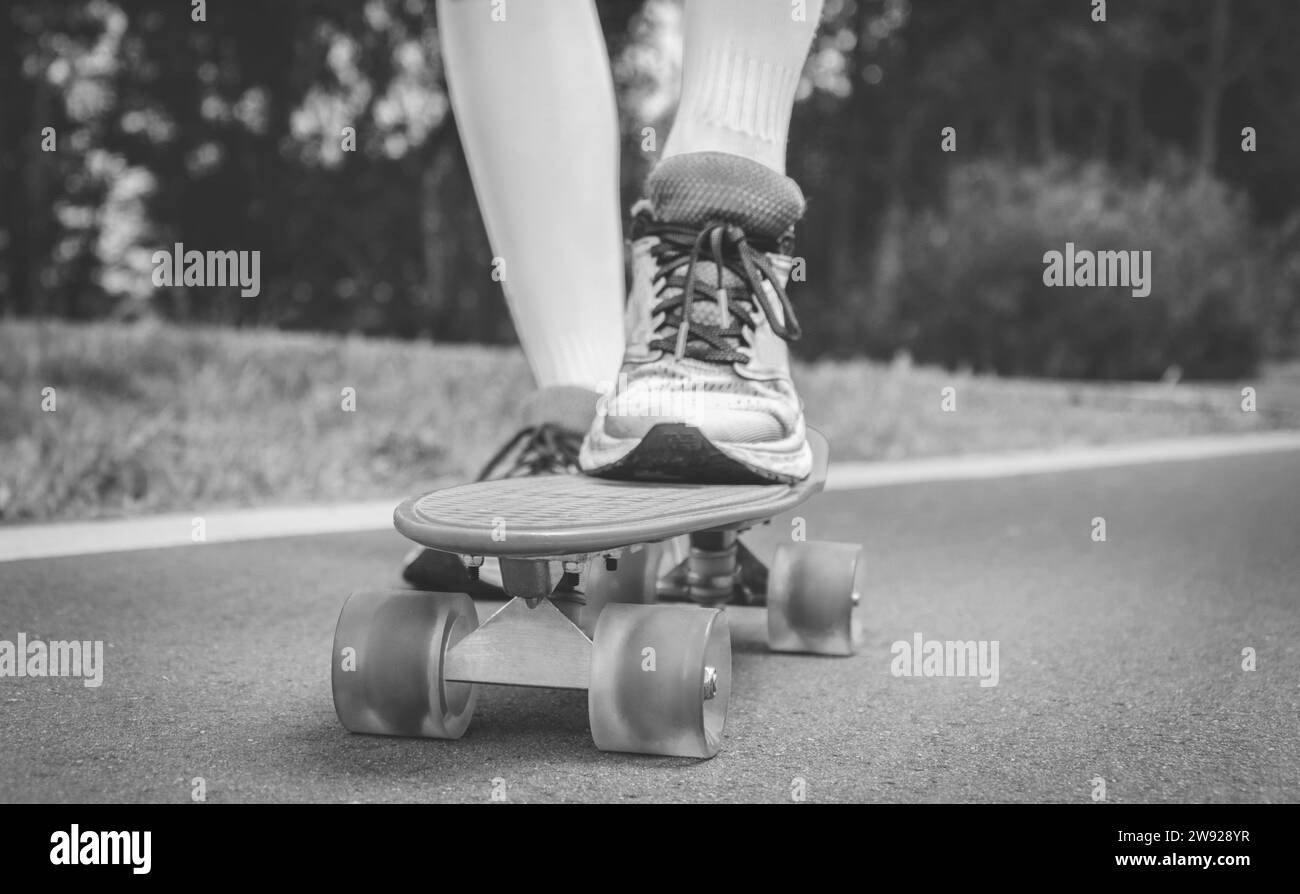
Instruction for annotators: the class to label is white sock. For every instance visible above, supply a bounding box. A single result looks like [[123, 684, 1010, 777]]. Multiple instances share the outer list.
[[437, 0, 625, 392], [663, 0, 824, 174]]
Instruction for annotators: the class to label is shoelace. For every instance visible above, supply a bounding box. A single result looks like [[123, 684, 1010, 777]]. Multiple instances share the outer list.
[[476, 423, 583, 480], [638, 212, 802, 364]]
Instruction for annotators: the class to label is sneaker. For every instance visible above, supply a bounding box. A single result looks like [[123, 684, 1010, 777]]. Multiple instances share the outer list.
[[580, 151, 813, 484], [401, 385, 596, 590]]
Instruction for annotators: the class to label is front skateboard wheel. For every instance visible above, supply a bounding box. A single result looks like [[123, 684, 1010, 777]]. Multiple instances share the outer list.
[[767, 541, 861, 656], [332, 589, 479, 738], [588, 604, 730, 758]]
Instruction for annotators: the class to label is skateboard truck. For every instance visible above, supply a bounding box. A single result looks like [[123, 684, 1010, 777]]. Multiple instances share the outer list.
[[657, 531, 769, 607], [683, 530, 738, 605], [498, 557, 565, 607]]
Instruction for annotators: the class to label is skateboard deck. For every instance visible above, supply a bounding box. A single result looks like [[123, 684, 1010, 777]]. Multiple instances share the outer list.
[[333, 426, 860, 760], [395, 428, 829, 558]]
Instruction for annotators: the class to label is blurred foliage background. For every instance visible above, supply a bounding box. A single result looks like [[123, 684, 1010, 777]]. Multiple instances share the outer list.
[[2, 0, 1298, 380]]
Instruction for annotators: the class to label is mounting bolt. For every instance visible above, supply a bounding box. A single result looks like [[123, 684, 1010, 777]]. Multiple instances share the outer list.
[[702, 666, 718, 701], [563, 560, 582, 575], [604, 555, 618, 572], [851, 589, 861, 607], [464, 555, 484, 581]]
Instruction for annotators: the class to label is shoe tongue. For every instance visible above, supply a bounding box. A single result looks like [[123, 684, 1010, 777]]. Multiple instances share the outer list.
[[645, 151, 805, 241], [670, 261, 745, 329]]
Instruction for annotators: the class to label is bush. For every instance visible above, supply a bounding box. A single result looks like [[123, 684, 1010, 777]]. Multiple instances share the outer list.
[[891, 158, 1277, 379]]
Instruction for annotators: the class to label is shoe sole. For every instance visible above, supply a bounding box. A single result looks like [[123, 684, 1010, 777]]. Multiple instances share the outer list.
[[586, 423, 803, 484]]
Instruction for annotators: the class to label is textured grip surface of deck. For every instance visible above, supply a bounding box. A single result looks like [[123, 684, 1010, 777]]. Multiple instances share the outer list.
[[394, 431, 828, 556]]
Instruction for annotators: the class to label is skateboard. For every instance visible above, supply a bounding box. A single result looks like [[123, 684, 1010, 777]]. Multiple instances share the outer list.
[[331, 426, 862, 759]]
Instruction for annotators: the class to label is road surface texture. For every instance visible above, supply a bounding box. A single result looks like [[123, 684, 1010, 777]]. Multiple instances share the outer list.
[[2, 450, 1297, 803]]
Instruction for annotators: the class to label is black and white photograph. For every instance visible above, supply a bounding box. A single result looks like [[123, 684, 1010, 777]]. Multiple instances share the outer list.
[[1, 0, 1297, 863]]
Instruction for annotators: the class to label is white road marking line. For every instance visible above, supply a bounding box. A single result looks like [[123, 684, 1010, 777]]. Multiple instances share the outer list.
[[1, 431, 1298, 563], [825, 430, 1300, 490], [0, 501, 400, 563]]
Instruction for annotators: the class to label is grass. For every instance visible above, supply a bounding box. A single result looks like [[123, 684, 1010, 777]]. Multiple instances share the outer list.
[[1, 319, 1297, 524]]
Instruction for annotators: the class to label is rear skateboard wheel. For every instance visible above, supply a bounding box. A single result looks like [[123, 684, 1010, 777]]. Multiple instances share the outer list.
[[332, 589, 479, 738], [588, 604, 730, 758], [767, 541, 861, 656]]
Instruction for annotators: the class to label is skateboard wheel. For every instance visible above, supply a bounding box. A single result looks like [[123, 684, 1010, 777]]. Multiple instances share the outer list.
[[588, 604, 730, 758], [767, 541, 861, 656], [332, 589, 479, 739]]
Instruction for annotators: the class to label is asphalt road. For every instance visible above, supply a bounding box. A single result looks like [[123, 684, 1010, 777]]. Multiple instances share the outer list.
[[2, 450, 1297, 803]]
